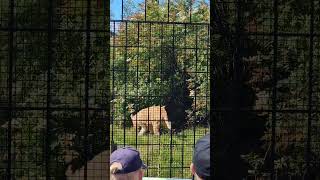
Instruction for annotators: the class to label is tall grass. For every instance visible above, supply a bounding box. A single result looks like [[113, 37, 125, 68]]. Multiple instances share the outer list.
[[111, 125, 209, 178]]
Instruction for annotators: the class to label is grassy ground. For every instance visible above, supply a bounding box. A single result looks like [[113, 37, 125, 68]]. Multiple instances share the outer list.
[[111, 125, 209, 178]]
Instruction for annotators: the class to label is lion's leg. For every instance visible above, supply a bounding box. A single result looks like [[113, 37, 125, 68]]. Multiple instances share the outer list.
[[138, 124, 147, 136], [153, 123, 160, 136], [148, 123, 154, 134]]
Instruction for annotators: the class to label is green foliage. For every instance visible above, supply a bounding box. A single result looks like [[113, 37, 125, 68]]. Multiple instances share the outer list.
[[212, 0, 320, 178], [112, 125, 209, 178], [110, 2, 210, 179], [0, 0, 107, 179], [111, 1, 210, 128]]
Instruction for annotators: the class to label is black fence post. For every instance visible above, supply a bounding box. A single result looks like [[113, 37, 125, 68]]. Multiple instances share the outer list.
[[7, 0, 15, 178], [136, 22, 140, 149], [111, 21, 116, 152], [46, 0, 54, 178], [84, 0, 92, 178], [306, 0, 315, 178], [271, 0, 279, 179], [123, 21, 128, 146], [210, 1, 215, 178]]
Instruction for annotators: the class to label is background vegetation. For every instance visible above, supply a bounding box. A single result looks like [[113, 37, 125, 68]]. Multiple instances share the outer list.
[[111, 0, 210, 129], [1, 0, 319, 179], [0, 0, 107, 179], [110, 0, 210, 178], [212, 0, 320, 179]]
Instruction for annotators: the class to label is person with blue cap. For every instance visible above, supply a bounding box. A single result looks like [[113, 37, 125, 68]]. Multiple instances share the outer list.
[[110, 146, 147, 180], [190, 134, 210, 180]]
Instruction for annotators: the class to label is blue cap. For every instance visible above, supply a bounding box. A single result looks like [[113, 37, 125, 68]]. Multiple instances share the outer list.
[[110, 146, 147, 174], [193, 134, 210, 179]]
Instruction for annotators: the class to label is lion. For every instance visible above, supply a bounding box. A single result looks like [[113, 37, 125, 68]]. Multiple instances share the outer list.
[[130, 106, 171, 136]]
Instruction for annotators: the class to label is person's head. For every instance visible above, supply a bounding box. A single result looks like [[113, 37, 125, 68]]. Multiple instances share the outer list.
[[190, 133, 210, 180], [110, 146, 147, 180]]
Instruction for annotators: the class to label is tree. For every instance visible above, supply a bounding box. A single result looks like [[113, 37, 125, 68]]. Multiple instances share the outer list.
[[0, 0, 108, 178], [212, 0, 320, 178], [111, 0, 209, 131]]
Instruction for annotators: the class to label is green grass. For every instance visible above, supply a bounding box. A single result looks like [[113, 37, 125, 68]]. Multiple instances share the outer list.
[[111, 125, 209, 178]]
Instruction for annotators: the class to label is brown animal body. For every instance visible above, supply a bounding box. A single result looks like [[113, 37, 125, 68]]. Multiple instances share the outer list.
[[131, 106, 171, 136]]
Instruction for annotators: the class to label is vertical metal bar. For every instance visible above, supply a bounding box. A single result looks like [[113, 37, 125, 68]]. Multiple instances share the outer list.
[[46, 0, 54, 178], [103, 0, 110, 165], [105, 0, 113, 173], [124, 21, 128, 146], [170, 23, 175, 178], [232, 1, 242, 179], [234, 0, 241, 107], [146, 22, 152, 177], [194, 24, 198, 157], [182, 23, 187, 178], [206, 25, 210, 128], [167, 0, 170, 22], [84, 0, 91, 178], [122, 0, 124, 20], [111, 21, 116, 150], [189, 0, 192, 23], [7, 0, 14, 178], [135, 22, 140, 149], [159, 23, 164, 173], [145, 0, 147, 21], [306, 0, 314, 177], [191, 24, 196, 180], [271, 0, 278, 179], [209, 1, 214, 178]]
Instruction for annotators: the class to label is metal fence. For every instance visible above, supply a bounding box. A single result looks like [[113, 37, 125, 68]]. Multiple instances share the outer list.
[[110, 20, 210, 178], [212, 0, 320, 179], [1, 0, 319, 179], [0, 0, 108, 179], [110, 0, 210, 179]]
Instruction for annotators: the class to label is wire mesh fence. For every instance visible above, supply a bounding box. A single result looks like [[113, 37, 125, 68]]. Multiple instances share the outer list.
[[110, 20, 210, 178], [0, 0, 109, 179], [212, 0, 320, 179], [1, 0, 320, 179], [110, 0, 210, 179]]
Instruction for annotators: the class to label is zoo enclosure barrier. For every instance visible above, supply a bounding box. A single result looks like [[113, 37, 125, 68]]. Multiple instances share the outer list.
[[110, 19, 210, 178], [0, 0, 109, 179], [110, 0, 210, 179], [212, 0, 320, 179]]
